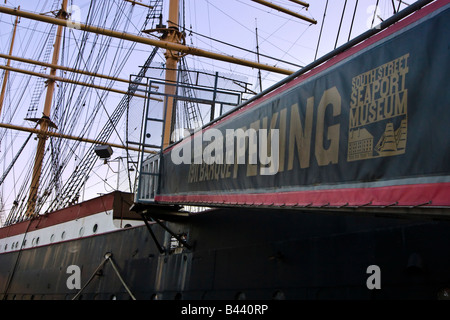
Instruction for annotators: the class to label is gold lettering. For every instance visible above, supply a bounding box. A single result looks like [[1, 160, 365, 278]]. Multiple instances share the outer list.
[[350, 107, 359, 129], [395, 90, 407, 115], [278, 108, 287, 172], [288, 99, 314, 170], [390, 72, 399, 93], [246, 121, 259, 177], [368, 102, 377, 122], [315, 87, 341, 166]]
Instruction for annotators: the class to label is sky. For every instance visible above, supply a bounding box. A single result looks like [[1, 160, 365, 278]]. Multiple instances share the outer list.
[[0, 0, 415, 221], [0, 0, 410, 92], [178, 0, 409, 90]]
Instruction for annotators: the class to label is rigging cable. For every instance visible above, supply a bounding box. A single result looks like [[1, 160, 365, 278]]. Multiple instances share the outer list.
[[314, 0, 328, 61], [334, 0, 347, 49], [7, 0, 136, 217], [45, 6, 160, 211], [371, 0, 381, 28], [204, 0, 306, 68], [171, 20, 303, 69], [391, 0, 397, 13], [348, 0, 359, 41]]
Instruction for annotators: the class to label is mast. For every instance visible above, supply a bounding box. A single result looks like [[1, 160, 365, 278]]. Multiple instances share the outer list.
[[255, 20, 263, 93], [26, 0, 68, 218], [0, 6, 19, 116], [162, 0, 183, 149]]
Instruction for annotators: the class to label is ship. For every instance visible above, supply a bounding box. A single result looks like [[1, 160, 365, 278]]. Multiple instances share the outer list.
[[0, 0, 449, 302]]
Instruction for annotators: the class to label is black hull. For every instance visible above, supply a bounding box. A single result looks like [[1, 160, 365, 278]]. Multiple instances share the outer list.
[[2, 207, 450, 300]]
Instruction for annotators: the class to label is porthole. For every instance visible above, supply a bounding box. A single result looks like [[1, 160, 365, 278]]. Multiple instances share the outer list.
[[50, 234, 55, 243], [93, 224, 98, 233], [79, 227, 84, 237], [4, 244, 7, 250], [36, 237, 40, 245], [61, 231, 66, 240]]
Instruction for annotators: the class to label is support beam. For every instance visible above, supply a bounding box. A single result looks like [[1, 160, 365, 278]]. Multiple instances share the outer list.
[[0, 6, 19, 116], [0, 5, 294, 75], [162, 0, 181, 149], [124, 0, 154, 9], [0, 53, 135, 86], [0, 122, 157, 154], [26, 0, 68, 218], [251, 0, 316, 24], [288, 0, 310, 8], [151, 217, 193, 250], [0, 65, 162, 102]]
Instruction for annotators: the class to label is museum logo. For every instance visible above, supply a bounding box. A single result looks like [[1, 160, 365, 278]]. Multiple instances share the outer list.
[[348, 54, 409, 161]]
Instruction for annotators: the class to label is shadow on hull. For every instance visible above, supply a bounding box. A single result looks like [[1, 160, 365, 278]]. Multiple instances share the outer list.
[[2, 207, 450, 300]]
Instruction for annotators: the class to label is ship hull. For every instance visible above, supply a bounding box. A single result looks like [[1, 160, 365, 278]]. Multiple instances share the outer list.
[[2, 207, 450, 300]]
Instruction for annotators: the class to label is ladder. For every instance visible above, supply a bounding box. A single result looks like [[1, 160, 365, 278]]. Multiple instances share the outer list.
[[178, 58, 202, 130]]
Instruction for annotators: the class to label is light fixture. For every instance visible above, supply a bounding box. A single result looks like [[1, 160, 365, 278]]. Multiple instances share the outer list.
[[94, 145, 113, 159]]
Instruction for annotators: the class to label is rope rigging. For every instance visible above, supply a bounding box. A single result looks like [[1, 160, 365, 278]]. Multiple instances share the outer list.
[[1, 0, 162, 221]]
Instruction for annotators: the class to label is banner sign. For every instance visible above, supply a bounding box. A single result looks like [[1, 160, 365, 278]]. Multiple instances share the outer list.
[[155, 2, 450, 209]]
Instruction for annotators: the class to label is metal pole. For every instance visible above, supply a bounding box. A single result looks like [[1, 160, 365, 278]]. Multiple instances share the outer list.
[[0, 122, 157, 154], [251, 0, 316, 24], [0, 6, 19, 116], [288, 0, 310, 8], [162, 0, 181, 149], [255, 22, 263, 93], [124, 0, 154, 9], [26, 0, 68, 218], [0, 53, 138, 86], [107, 254, 137, 300], [0, 64, 162, 102]]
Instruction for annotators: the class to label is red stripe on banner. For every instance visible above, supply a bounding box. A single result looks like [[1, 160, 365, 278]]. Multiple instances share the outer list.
[[155, 182, 450, 208]]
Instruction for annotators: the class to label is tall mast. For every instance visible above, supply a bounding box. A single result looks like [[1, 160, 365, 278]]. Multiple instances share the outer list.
[[0, 6, 20, 116], [162, 0, 183, 149], [26, 0, 68, 218]]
